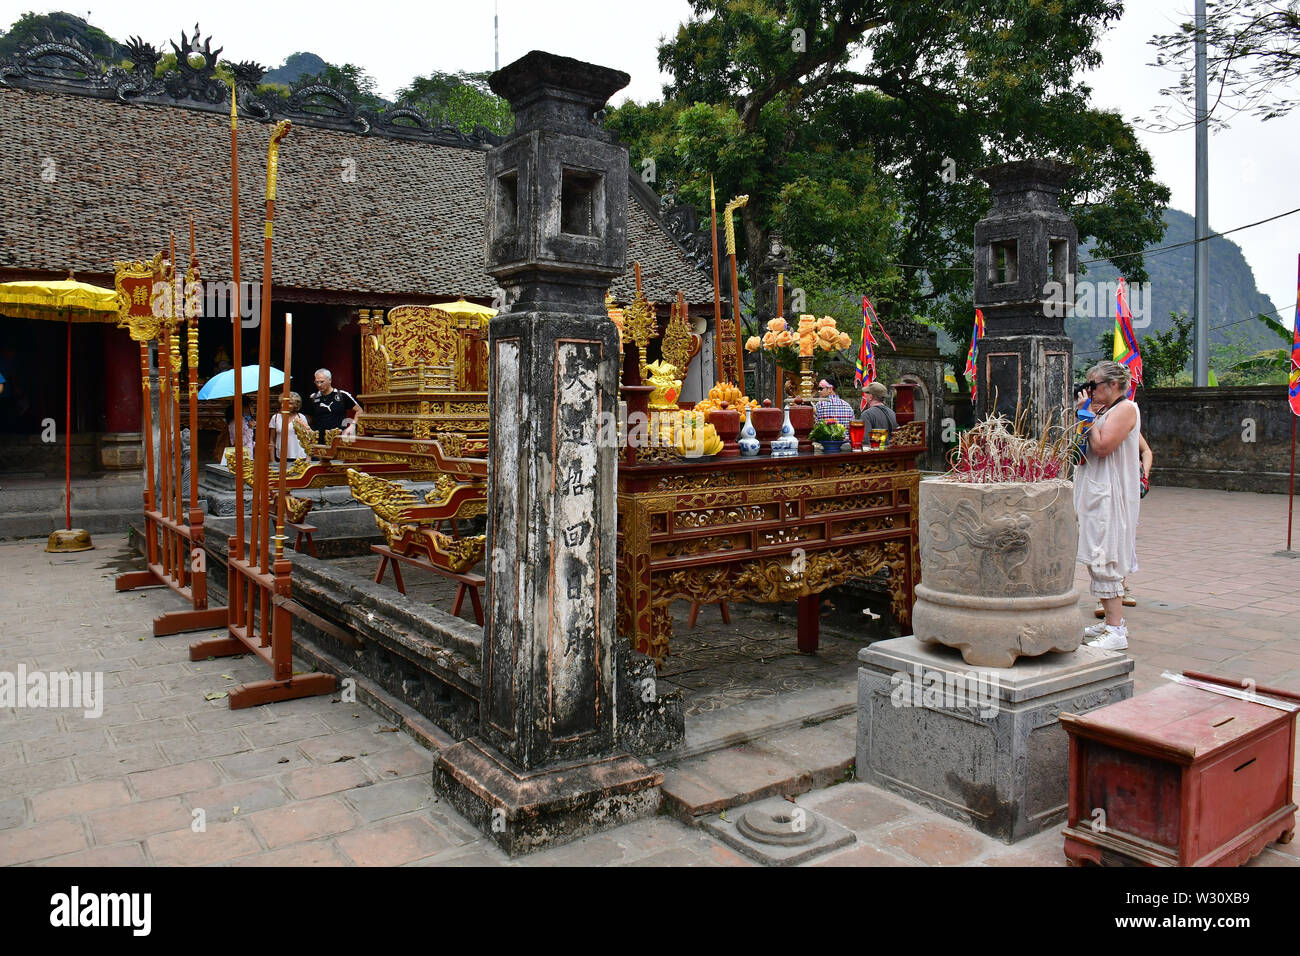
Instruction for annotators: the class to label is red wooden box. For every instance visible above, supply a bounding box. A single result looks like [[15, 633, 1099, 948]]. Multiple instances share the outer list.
[[1060, 674, 1297, 866]]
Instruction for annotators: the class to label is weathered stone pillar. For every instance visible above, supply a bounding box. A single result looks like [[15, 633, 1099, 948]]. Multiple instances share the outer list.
[[973, 160, 1077, 437], [432, 50, 661, 855]]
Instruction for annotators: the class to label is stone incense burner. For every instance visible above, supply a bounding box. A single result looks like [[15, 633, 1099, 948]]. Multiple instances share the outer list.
[[911, 416, 1081, 667]]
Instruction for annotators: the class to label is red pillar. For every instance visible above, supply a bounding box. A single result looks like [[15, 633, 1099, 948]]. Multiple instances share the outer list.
[[104, 327, 142, 432], [317, 320, 359, 394]]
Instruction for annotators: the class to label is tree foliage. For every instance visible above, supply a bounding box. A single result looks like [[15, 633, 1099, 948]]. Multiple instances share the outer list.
[[1150, 0, 1300, 129], [397, 71, 513, 134], [0, 11, 122, 62], [1139, 310, 1195, 386], [607, 0, 1170, 372], [1211, 311, 1295, 384]]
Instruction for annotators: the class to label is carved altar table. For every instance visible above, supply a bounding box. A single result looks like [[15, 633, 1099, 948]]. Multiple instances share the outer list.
[[617, 423, 924, 664]]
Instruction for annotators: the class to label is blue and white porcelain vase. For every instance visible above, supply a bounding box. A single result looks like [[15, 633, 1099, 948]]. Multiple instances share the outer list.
[[738, 414, 760, 457]]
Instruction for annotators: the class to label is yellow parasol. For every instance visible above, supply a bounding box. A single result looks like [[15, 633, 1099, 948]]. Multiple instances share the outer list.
[[0, 275, 121, 552], [434, 296, 497, 321]]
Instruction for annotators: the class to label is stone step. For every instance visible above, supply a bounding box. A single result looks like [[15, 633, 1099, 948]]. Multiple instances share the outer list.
[[659, 716, 857, 824]]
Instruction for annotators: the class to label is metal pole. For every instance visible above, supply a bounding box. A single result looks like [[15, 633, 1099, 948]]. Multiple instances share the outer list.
[[1288, 415, 1296, 551], [64, 313, 72, 530], [1193, 0, 1210, 386]]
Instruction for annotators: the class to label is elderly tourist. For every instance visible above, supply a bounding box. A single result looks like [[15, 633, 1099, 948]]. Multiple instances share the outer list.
[[1074, 360, 1141, 650], [306, 368, 362, 438], [269, 391, 311, 462], [813, 379, 854, 426]]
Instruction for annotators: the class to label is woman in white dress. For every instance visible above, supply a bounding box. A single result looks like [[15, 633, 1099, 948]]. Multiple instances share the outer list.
[[1073, 361, 1140, 650]]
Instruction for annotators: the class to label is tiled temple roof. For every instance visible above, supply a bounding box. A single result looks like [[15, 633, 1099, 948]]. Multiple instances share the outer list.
[[0, 85, 713, 306]]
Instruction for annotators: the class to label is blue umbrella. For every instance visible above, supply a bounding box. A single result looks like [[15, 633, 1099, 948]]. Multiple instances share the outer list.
[[198, 364, 285, 400]]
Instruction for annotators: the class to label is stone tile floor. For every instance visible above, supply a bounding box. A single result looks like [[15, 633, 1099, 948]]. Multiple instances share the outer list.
[[1, 485, 1298, 866]]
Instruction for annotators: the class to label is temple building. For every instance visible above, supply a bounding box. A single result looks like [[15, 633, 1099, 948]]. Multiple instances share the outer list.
[[0, 29, 713, 486]]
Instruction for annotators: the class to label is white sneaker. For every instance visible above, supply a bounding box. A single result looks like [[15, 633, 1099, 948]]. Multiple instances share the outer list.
[[1083, 620, 1109, 640], [1085, 621, 1128, 651]]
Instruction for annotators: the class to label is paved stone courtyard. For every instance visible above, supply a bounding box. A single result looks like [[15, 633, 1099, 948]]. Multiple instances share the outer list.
[[2, 485, 1299, 866]]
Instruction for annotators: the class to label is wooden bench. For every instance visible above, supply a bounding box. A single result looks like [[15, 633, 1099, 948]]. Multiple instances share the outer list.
[[371, 543, 485, 625], [289, 521, 317, 558]]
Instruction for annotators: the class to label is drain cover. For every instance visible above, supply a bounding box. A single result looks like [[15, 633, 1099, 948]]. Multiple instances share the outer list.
[[704, 797, 854, 866]]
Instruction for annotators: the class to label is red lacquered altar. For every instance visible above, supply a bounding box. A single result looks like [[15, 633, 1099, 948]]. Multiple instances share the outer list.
[[616, 421, 925, 664]]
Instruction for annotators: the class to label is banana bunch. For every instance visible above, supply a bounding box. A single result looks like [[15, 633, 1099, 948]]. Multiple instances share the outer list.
[[675, 414, 724, 457]]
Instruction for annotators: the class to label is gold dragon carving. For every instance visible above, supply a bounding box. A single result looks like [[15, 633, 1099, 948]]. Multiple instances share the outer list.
[[347, 468, 485, 573], [223, 448, 314, 523]]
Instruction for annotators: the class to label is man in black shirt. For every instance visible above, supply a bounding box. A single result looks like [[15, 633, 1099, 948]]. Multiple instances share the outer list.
[[860, 382, 899, 432], [307, 368, 362, 437]]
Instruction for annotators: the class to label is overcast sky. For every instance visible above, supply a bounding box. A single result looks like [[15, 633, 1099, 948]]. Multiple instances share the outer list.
[[7, 0, 1298, 330]]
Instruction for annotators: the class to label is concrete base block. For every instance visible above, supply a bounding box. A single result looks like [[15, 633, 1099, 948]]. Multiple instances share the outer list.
[[856, 636, 1134, 843], [98, 432, 143, 470], [703, 797, 855, 866], [432, 737, 662, 856]]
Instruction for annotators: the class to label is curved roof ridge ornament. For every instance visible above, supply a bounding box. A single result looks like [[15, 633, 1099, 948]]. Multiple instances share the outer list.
[[0, 25, 505, 149]]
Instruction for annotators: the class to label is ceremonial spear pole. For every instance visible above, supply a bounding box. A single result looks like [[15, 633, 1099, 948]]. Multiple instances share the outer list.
[[158, 237, 174, 573], [275, 312, 293, 561], [710, 176, 723, 386], [187, 219, 200, 524], [724, 194, 749, 388], [169, 231, 184, 548], [255, 120, 292, 583], [230, 85, 245, 566]]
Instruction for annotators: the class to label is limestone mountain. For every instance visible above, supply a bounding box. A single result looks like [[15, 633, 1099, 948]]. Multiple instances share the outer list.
[[1071, 208, 1279, 368]]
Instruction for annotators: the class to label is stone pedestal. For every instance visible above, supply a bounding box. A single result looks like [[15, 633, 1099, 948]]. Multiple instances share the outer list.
[[98, 432, 143, 470], [433, 739, 661, 856], [856, 636, 1133, 843]]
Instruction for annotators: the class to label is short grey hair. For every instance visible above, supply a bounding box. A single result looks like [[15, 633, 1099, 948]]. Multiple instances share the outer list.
[[314, 368, 332, 380], [1086, 360, 1130, 391]]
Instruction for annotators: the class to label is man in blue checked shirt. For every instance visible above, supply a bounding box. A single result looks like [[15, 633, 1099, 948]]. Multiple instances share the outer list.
[[813, 379, 854, 426]]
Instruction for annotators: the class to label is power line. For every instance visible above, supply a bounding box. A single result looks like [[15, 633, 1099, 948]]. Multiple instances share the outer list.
[[886, 204, 1300, 274], [1072, 305, 1289, 358]]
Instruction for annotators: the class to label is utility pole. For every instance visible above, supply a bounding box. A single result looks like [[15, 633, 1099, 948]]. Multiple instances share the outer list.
[[1193, 0, 1210, 386], [494, 0, 499, 72]]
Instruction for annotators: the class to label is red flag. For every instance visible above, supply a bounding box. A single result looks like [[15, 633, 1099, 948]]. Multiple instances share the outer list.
[[1114, 277, 1143, 400], [855, 296, 877, 409], [964, 309, 985, 403], [1290, 254, 1300, 416]]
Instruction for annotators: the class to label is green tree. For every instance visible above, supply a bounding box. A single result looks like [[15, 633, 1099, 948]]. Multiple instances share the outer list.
[[1211, 312, 1295, 385], [303, 63, 386, 110], [0, 11, 122, 63], [1139, 310, 1194, 386], [398, 71, 512, 134], [1151, 0, 1300, 129], [607, 0, 1170, 370]]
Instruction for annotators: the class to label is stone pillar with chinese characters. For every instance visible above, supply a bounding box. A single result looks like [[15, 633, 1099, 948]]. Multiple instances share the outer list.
[[431, 50, 661, 855], [973, 159, 1077, 437]]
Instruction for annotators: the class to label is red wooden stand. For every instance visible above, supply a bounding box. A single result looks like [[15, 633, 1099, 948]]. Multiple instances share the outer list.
[[1061, 672, 1297, 866], [189, 543, 335, 709]]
